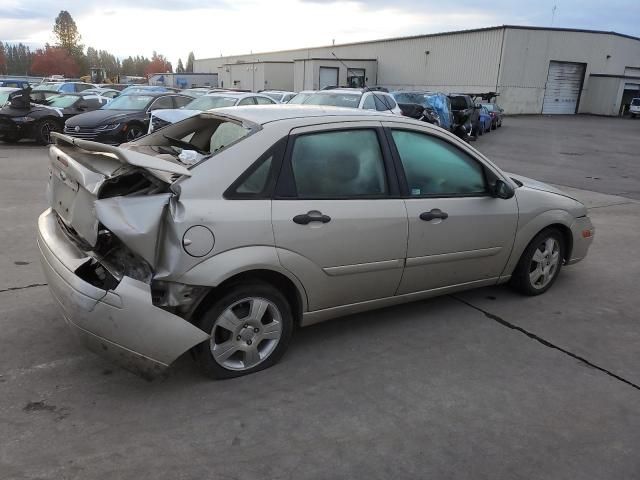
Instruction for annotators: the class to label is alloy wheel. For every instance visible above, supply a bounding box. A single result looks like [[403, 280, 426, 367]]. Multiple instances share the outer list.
[[209, 297, 283, 371], [528, 237, 561, 289]]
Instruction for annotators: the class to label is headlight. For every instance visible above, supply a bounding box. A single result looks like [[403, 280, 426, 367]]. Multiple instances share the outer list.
[[97, 123, 121, 131]]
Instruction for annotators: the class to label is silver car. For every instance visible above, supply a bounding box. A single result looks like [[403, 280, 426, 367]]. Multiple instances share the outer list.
[[38, 106, 594, 379]]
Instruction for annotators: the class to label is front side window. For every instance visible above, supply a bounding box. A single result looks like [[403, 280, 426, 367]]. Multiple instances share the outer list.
[[149, 96, 174, 110], [391, 130, 486, 196], [255, 96, 275, 105], [290, 129, 387, 197], [237, 97, 256, 106]]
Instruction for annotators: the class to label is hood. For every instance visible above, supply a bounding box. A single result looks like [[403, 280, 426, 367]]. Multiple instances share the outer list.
[[0, 104, 37, 117], [506, 173, 577, 200], [65, 109, 143, 128], [152, 108, 200, 124]]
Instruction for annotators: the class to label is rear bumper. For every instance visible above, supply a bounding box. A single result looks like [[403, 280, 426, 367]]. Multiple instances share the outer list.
[[37, 208, 209, 378], [567, 216, 594, 265]]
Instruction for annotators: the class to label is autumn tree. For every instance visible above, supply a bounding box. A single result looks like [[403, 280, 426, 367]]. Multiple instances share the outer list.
[[186, 51, 195, 72], [144, 51, 172, 76], [176, 58, 184, 73], [31, 46, 80, 77], [53, 11, 82, 53]]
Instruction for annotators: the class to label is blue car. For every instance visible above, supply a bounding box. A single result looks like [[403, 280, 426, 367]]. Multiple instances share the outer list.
[[391, 91, 453, 130], [477, 106, 492, 136], [0, 79, 30, 89]]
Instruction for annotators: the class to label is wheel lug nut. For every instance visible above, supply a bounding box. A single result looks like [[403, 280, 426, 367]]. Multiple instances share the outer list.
[[247, 340, 252, 345], [254, 327, 259, 333], [236, 335, 241, 341], [244, 324, 248, 328]]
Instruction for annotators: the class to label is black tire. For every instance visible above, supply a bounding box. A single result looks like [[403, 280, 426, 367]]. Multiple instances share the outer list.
[[34, 118, 62, 145], [497, 120, 502, 127], [194, 282, 294, 379], [510, 228, 565, 296], [124, 123, 144, 142]]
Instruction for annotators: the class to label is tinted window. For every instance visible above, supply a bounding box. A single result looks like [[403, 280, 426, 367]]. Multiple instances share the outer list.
[[374, 95, 395, 111], [291, 130, 387, 197], [391, 130, 486, 196], [173, 96, 192, 108], [255, 96, 275, 105], [449, 96, 468, 110], [149, 96, 173, 110], [236, 156, 273, 194], [362, 95, 375, 110]]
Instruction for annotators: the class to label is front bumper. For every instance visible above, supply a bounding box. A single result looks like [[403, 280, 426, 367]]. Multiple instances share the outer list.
[[567, 216, 594, 265], [37, 208, 210, 378], [63, 126, 125, 145]]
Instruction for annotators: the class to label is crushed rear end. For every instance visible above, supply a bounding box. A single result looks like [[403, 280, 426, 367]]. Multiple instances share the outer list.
[[37, 133, 209, 378]]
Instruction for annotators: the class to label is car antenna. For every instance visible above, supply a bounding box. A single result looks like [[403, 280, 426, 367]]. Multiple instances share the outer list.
[[330, 52, 394, 114]]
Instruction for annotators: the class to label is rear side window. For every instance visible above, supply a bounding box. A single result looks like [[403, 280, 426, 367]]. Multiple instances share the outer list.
[[255, 96, 275, 105], [391, 130, 486, 196], [236, 156, 273, 194], [290, 129, 387, 197], [374, 94, 395, 111]]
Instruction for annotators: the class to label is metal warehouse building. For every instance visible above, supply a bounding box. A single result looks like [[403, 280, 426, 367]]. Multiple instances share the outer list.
[[194, 25, 640, 116]]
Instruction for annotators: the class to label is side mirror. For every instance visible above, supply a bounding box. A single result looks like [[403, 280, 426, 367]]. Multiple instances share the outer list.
[[492, 179, 515, 199]]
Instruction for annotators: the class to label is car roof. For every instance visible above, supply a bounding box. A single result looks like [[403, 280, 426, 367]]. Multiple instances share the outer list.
[[207, 104, 395, 125], [120, 91, 182, 97], [318, 89, 364, 94], [203, 91, 268, 98]]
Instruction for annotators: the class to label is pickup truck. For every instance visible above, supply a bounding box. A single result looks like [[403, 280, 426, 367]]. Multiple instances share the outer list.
[[449, 94, 481, 137]]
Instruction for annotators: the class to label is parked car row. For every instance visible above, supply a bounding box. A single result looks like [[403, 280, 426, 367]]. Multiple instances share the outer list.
[[0, 81, 505, 145]]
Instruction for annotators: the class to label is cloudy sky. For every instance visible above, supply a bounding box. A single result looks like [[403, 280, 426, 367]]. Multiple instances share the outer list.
[[2, 0, 639, 66]]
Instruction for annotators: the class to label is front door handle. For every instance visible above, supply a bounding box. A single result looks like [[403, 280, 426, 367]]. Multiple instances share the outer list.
[[293, 211, 332, 225], [420, 209, 449, 221]]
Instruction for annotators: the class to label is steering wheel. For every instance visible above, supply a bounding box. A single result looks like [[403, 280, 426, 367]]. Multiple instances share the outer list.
[[163, 135, 208, 155]]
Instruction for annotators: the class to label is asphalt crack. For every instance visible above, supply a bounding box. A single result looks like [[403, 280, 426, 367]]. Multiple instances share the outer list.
[[452, 295, 640, 392], [0, 283, 48, 294]]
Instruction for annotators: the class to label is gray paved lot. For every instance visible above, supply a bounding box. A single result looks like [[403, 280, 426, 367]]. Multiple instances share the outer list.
[[1, 116, 639, 479]]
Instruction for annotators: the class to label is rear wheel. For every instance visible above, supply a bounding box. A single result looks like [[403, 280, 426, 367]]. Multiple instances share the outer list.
[[34, 118, 62, 145], [194, 282, 294, 379], [510, 228, 564, 296]]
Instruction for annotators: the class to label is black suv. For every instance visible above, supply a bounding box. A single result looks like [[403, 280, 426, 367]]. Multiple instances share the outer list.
[[448, 94, 481, 137]]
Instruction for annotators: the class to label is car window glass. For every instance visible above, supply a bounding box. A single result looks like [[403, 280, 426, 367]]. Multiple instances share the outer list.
[[60, 84, 74, 93], [374, 95, 393, 111], [173, 96, 192, 108], [255, 96, 275, 105], [237, 97, 256, 106], [236, 156, 273, 194], [362, 95, 376, 110], [149, 96, 173, 110], [291, 129, 387, 197], [391, 130, 486, 196], [209, 121, 251, 153], [76, 84, 91, 92]]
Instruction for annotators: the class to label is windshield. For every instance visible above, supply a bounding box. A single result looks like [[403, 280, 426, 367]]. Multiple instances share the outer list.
[[632, 98, 640, 106], [303, 92, 362, 108], [184, 96, 238, 110], [34, 83, 62, 91], [103, 94, 153, 110], [288, 92, 313, 104], [0, 91, 17, 105], [44, 95, 78, 108]]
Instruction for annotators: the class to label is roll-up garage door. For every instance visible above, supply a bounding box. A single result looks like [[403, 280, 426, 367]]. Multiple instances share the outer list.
[[542, 61, 586, 114], [319, 67, 339, 90]]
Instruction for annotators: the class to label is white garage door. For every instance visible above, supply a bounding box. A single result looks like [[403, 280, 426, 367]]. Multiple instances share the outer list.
[[542, 61, 586, 114], [319, 67, 339, 90]]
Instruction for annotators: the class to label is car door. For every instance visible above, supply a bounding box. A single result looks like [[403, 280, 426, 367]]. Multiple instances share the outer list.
[[383, 123, 518, 294], [271, 123, 408, 311]]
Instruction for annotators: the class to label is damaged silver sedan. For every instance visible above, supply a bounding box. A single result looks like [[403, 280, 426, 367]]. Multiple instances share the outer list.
[[38, 105, 594, 379]]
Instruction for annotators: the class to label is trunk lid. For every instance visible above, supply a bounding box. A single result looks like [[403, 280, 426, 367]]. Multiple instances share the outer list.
[[47, 133, 191, 248]]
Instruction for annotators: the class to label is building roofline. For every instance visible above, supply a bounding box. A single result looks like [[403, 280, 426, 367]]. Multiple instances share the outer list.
[[222, 61, 294, 66], [293, 58, 378, 62], [196, 25, 640, 63]]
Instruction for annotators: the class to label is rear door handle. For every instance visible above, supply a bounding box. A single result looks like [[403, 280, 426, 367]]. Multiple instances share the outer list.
[[293, 211, 332, 225], [420, 209, 449, 221]]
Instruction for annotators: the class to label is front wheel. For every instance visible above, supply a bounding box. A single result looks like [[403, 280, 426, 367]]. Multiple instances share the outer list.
[[34, 118, 62, 145], [510, 229, 564, 296], [194, 282, 294, 379], [124, 123, 144, 142]]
